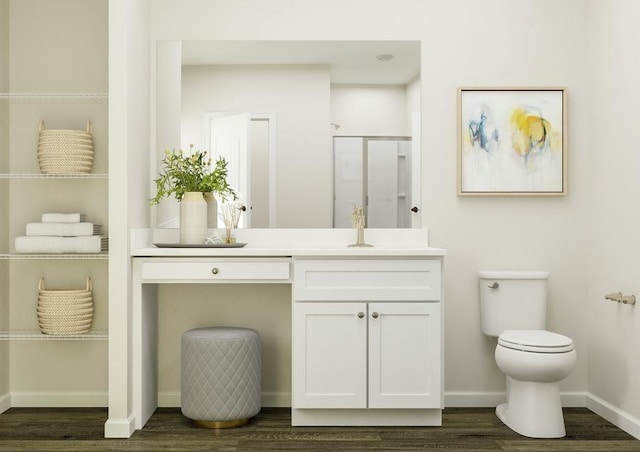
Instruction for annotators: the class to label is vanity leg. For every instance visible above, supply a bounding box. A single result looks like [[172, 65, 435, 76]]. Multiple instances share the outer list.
[[133, 279, 159, 429]]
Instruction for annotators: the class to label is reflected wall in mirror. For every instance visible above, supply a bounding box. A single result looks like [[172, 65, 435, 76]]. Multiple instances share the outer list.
[[154, 40, 421, 229]]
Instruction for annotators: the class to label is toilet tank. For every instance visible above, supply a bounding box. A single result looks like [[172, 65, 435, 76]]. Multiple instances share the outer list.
[[479, 270, 549, 337]]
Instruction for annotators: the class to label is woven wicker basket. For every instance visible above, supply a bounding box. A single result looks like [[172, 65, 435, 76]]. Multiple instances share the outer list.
[[37, 277, 93, 335], [37, 120, 94, 175]]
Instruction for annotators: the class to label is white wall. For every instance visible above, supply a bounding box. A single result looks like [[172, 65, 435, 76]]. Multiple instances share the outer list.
[[181, 64, 332, 227], [587, 0, 640, 427], [421, 1, 590, 400], [0, 0, 7, 92], [406, 76, 420, 120], [149, 0, 591, 404], [9, 0, 107, 93], [142, 2, 640, 437], [0, 0, 9, 408], [331, 84, 410, 136], [107, 0, 151, 436]]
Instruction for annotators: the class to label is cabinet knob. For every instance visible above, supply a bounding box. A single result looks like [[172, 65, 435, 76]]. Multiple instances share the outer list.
[[411, 206, 420, 213], [372, 312, 379, 319], [357, 312, 365, 319], [211, 268, 219, 275]]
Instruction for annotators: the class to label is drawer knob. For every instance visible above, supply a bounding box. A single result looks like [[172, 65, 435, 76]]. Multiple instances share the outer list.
[[211, 268, 219, 275], [371, 312, 379, 319], [357, 312, 365, 319]]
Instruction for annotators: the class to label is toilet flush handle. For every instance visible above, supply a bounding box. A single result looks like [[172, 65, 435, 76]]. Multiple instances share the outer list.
[[488, 282, 499, 289]]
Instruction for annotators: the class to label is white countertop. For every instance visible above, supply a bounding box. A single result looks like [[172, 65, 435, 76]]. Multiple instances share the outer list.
[[132, 245, 447, 257], [131, 228, 447, 258]]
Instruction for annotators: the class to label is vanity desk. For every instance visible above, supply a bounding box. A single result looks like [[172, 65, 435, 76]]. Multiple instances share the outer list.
[[111, 228, 446, 436]]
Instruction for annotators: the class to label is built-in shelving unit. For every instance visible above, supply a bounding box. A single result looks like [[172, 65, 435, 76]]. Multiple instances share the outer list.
[[0, 89, 109, 338], [0, 254, 108, 260], [0, 173, 108, 179], [0, 329, 108, 340], [1, 0, 109, 412], [0, 92, 108, 103]]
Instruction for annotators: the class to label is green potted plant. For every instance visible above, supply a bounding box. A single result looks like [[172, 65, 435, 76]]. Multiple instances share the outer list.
[[150, 145, 237, 244], [150, 145, 236, 205]]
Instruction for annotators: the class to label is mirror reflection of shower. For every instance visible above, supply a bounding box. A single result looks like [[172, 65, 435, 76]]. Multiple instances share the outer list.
[[333, 136, 412, 228]]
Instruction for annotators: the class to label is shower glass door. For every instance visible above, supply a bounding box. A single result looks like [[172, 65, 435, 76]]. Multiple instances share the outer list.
[[333, 136, 412, 228]]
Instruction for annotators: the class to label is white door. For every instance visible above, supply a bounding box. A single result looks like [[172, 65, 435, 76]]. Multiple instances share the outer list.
[[368, 302, 442, 408], [293, 302, 367, 408], [210, 113, 250, 227]]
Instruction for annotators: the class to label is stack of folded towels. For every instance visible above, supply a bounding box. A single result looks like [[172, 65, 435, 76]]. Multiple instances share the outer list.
[[14, 213, 108, 254]]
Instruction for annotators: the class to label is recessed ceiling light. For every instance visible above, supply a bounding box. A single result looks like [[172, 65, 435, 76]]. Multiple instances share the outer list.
[[376, 54, 394, 61]]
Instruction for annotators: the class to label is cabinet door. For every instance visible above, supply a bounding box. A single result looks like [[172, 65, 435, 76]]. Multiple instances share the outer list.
[[293, 302, 367, 408], [368, 302, 441, 409]]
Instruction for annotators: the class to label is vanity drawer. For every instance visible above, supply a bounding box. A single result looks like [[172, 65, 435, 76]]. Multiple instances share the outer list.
[[294, 259, 441, 301], [141, 258, 291, 282]]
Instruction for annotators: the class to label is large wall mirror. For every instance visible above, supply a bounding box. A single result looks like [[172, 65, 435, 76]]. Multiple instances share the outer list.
[[155, 40, 421, 229]]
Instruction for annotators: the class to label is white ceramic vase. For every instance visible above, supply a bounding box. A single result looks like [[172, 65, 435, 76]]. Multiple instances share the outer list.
[[204, 192, 218, 228], [179, 192, 207, 244]]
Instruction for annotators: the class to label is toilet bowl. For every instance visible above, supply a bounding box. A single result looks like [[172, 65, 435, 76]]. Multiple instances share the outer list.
[[494, 329, 577, 438]]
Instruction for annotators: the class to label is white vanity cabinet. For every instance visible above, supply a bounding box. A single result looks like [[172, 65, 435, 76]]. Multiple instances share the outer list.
[[292, 257, 443, 426], [116, 230, 446, 437]]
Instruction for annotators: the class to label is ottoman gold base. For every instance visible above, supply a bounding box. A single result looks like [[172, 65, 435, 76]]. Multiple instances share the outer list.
[[193, 417, 251, 429]]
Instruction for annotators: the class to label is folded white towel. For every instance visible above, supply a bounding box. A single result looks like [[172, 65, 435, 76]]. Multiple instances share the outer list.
[[26, 223, 102, 237], [41, 213, 86, 223], [15, 236, 108, 253]]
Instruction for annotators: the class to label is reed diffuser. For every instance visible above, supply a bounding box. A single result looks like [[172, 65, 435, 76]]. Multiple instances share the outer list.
[[221, 201, 244, 244]]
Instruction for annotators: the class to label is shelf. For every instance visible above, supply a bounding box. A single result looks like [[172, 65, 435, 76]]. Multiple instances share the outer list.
[[0, 173, 108, 179], [0, 253, 108, 260], [0, 329, 108, 341], [0, 93, 108, 104]]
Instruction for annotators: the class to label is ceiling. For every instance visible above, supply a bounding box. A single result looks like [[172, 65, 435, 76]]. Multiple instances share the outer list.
[[180, 40, 421, 85]]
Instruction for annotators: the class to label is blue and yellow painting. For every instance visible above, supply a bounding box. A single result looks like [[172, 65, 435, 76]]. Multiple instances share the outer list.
[[460, 89, 564, 194]]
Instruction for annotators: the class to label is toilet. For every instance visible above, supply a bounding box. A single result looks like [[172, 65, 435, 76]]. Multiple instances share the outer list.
[[479, 270, 577, 438]]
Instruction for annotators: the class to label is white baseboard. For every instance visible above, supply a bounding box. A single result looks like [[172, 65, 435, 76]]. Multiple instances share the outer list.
[[0, 392, 9, 414], [158, 391, 291, 408], [157, 392, 179, 407], [444, 391, 586, 408], [586, 392, 640, 440], [10, 392, 108, 407], [104, 415, 136, 439], [444, 391, 505, 407], [444, 391, 639, 440]]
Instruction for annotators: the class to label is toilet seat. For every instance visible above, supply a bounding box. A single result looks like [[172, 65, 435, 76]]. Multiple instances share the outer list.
[[498, 330, 574, 353]]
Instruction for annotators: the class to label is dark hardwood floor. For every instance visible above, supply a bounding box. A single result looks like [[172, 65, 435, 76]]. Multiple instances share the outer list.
[[0, 407, 638, 451]]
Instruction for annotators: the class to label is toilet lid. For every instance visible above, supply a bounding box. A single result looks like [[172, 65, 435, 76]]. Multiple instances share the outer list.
[[498, 330, 574, 353]]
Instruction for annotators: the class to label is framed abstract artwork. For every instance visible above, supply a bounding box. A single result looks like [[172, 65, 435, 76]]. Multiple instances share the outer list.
[[457, 87, 566, 196]]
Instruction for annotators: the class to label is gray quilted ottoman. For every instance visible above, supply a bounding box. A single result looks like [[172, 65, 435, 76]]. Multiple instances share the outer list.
[[181, 327, 261, 428]]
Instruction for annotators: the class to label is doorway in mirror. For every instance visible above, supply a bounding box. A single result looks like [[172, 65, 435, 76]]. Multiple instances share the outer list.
[[204, 112, 276, 228]]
